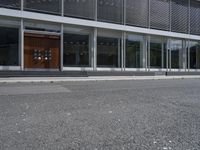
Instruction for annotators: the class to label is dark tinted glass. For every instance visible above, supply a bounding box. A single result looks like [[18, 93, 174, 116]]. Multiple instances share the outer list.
[[64, 0, 95, 20], [189, 41, 200, 69], [0, 0, 20, 9], [150, 41, 162, 68], [97, 0, 123, 24], [171, 0, 189, 33], [24, 0, 62, 15], [126, 0, 149, 27], [150, 0, 170, 30], [190, 0, 200, 35], [0, 27, 19, 66], [63, 33, 89, 67], [97, 37, 121, 68]]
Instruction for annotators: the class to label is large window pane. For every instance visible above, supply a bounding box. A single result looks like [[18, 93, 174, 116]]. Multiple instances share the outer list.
[[0, 0, 20, 9], [171, 0, 189, 33], [190, 0, 200, 35], [24, 0, 62, 15], [126, 34, 145, 68], [0, 27, 19, 66], [126, 0, 149, 27], [97, 30, 121, 68], [189, 41, 200, 69], [64, 0, 95, 20], [63, 26, 91, 67], [170, 39, 184, 69], [97, 0, 123, 24], [150, 0, 170, 30], [150, 37, 162, 68]]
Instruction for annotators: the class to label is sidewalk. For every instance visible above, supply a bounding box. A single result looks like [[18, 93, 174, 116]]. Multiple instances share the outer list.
[[0, 75, 200, 83]]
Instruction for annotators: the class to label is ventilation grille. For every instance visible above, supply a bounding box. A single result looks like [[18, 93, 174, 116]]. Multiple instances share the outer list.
[[24, 0, 61, 15], [126, 0, 149, 28], [97, 0, 123, 24], [64, 0, 95, 20], [190, 0, 200, 35], [171, 0, 189, 33], [150, 0, 170, 30], [0, 0, 20, 9]]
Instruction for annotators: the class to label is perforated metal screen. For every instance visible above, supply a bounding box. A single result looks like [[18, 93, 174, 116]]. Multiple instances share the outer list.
[[126, 0, 149, 28], [0, 0, 20, 9], [150, 0, 170, 30], [97, 0, 123, 24], [190, 0, 200, 35], [64, 0, 95, 20], [24, 0, 62, 15], [171, 0, 189, 33]]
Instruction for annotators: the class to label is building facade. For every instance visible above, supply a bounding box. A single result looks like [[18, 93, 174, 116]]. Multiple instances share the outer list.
[[0, 0, 200, 73]]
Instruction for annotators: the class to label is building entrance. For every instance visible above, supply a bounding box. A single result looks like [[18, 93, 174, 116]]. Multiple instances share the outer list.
[[24, 33, 60, 70]]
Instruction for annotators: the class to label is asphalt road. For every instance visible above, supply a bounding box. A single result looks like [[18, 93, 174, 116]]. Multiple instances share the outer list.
[[0, 79, 200, 150]]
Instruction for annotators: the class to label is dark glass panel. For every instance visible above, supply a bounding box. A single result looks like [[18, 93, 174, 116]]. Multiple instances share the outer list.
[[189, 41, 200, 69], [171, 39, 183, 69], [150, 38, 162, 68], [97, 0, 123, 24], [0, 0, 20, 9], [64, 0, 95, 20], [0, 27, 19, 66], [63, 33, 89, 67], [24, 0, 62, 15]]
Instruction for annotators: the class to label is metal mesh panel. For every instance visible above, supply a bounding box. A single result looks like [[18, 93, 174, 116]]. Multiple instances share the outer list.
[[171, 0, 189, 33], [126, 0, 149, 27], [190, 0, 200, 35], [97, 0, 123, 24], [0, 0, 20, 9], [150, 0, 170, 30], [64, 0, 95, 20], [24, 0, 62, 15]]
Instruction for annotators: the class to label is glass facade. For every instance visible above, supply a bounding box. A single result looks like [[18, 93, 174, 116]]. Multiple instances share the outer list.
[[64, 0, 95, 20], [189, 41, 200, 69], [0, 0, 20, 9], [24, 0, 62, 15], [97, 30, 121, 68], [0, 26, 19, 66], [190, 0, 200, 35], [126, 34, 144, 68]]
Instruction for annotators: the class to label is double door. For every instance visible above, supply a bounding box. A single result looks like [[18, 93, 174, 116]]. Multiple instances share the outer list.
[[24, 33, 60, 70]]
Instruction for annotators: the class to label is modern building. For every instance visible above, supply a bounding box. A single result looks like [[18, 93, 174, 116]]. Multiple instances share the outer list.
[[0, 0, 200, 75]]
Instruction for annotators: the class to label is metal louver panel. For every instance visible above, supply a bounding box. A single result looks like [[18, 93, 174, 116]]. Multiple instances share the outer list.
[[126, 0, 149, 28], [64, 0, 95, 20], [190, 0, 200, 35], [24, 0, 62, 15], [97, 0, 123, 24], [0, 0, 20, 9], [171, 0, 189, 33], [150, 0, 170, 30]]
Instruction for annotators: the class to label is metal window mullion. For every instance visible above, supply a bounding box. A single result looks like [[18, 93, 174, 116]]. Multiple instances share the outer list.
[[93, 28, 97, 70], [20, 19, 24, 70], [169, 0, 172, 32], [62, 0, 64, 16], [124, 0, 126, 25], [148, 0, 151, 28], [95, 0, 97, 21], [188, 0, 190, 34], [148, 36, 150, 70], [60, 24, 64, 71], [21, 0, 23, 11], [162, 37, 164, 68], [188, 40, 190, 71]]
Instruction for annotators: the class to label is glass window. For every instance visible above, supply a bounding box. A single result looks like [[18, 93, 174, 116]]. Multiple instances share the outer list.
[[150, 37, 162, 68], [190, 0, 200, 35], [64, 0, 95, 20], [0, 26, 19, 66], [126, 34, 145, 68], [170, 39, 184, 69], [171, 0, 189, 33], [63, 26, 91, 67], [24, 0, 62, 15], [97, 0, 123, 24], [0, 0, 20, 9], [97, 30, 121, 68], [189, 41, 200, 69], [150, 0, 170, 30], [126, 0, 149, 27]]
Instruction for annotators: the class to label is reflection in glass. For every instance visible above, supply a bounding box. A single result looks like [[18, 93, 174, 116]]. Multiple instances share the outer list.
[[0, 27, 19, 66], [126, 34, 144, 68], [97, 0, 123, 24], [150, 37, 162, 68], [0, 0, 20, 9], [63, 33, 89, 67], [97, 37, 121, 68], [170, 39, 183, 69], [189, 41, 200, 69], [24, 0, 62, 15]]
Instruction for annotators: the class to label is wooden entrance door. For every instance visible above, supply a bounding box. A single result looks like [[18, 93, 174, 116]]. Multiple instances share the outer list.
[[24, 33, 60, 70]]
